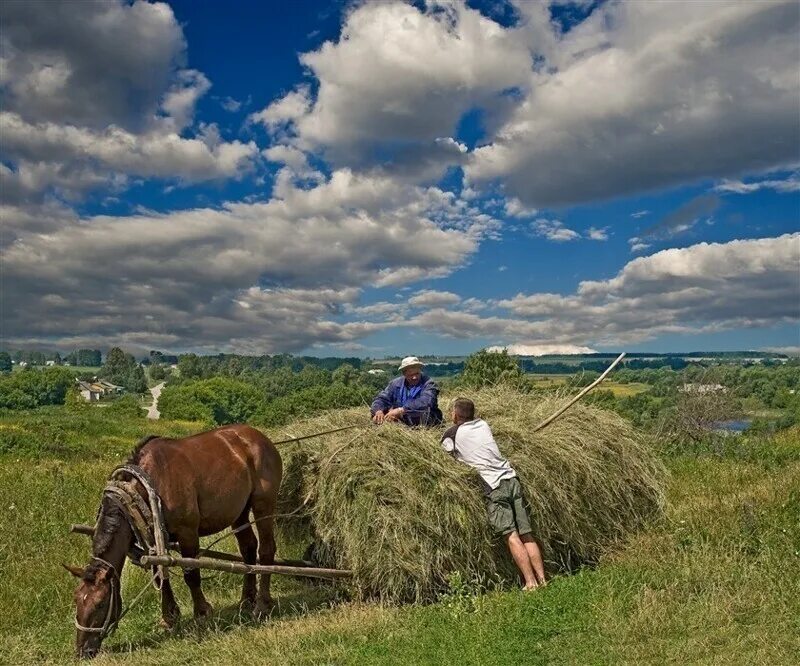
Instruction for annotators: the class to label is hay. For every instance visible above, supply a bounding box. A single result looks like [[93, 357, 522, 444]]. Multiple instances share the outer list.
[[274, 386, 665, 603]]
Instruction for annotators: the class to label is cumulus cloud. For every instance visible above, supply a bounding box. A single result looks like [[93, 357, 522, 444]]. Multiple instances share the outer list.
[[714, 173, 800, 194], [0, 0, 257, 201], [3, 169, 491, 351], [408, 290, 462, 308], [487, 344, 598, 356], [259, 1, 537, 166], [466, 1, 800, 207], [531, 218, 580, 242], [414, 234, 800, 346], [587, 227, 609, 241]]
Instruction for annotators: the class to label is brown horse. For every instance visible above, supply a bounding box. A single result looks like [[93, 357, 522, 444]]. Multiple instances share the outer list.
[[64, 424, 282, 659]]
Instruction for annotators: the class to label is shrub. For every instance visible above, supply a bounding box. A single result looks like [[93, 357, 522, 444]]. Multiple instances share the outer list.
[[0, 367, 74, 409], [158, 377, 262, 425], [106, 395, 146, 419], [458, 349, 523, 388]]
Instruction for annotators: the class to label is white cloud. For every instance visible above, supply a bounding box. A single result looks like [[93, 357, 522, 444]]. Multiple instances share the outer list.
[[220, 96, 242, 113], [504, 197, 538, 218], [3, 169, 490, 351], [466, 1, 800, 207], [487, 344, 598, 356], [249, 85, 311, 133], [263, 1, 535, 165], [628, 238, 651, 254], [1, 112, 257, 185], [414, 234, 799, 346], [587, 226, 609, 241], [408, 290, 461, 308], [631, 210, 651, 219], [714, 173, 800, 194], [531, 218, 580, 242], [0, 0, 257, 201]]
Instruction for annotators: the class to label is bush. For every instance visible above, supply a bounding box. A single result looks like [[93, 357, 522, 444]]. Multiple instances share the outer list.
[[158, 377, 262, 425], [458, 349, 523, 388], [106, 395, 146, 419], [0, 367, 74, 409]]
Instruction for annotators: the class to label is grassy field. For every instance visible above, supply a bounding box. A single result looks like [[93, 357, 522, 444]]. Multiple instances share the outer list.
[[1, 407, 798, 665], [528, 374, 650, 398], [12, 365, 102, 374]]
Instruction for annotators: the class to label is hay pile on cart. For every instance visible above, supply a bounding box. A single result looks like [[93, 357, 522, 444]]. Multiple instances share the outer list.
[[276, 385, 665, 603]]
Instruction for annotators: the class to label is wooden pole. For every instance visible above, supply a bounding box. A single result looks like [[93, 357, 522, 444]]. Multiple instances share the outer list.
[[532, 352, 627, 433], [139, 555, 352, 580], [70, 524, 314, 568]]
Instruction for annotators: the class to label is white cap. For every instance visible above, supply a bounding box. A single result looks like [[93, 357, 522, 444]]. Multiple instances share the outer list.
[[398, 356, 424, 371]]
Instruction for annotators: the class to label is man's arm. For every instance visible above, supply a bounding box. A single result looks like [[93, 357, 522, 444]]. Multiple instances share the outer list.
[[440, 424, 459, 454], [370, 383, 393, 415], [402, 379, 439, 414]]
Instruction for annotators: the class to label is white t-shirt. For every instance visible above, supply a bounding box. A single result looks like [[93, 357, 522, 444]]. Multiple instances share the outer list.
[[440, 419, 517, 491]]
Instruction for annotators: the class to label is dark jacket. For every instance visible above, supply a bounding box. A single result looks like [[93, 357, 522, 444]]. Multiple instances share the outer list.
[[370, 374, 443, 426]]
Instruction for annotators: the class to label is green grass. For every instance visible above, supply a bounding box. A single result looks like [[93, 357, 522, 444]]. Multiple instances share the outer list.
[[12, 365, 101, 374], [1, 409, 798, 664], [0, 405, 202, 458]]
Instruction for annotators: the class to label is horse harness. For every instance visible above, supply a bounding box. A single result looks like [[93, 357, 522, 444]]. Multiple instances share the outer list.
[[105, 464, 171, 585], [74, 465, 170, 638]]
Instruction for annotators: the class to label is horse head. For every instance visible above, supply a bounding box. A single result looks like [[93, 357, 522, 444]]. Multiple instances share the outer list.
[[64, 558, 121, 659]]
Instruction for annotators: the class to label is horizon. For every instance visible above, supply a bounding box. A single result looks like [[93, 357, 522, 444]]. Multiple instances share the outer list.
[[2, 1, 798, 357]]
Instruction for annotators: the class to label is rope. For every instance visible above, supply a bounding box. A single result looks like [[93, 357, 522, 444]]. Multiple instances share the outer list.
[[198, 431, 365, 556]]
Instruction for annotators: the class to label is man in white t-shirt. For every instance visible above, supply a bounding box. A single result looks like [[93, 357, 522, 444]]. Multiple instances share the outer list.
[[441, 397, 546, 590]]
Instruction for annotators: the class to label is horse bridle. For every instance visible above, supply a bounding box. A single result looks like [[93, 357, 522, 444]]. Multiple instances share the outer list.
[[73, 557, 120, 638]]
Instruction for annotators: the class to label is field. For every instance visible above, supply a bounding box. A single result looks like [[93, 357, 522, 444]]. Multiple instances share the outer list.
[[1, 406, 798, 664], [528, 374, 649, 398]]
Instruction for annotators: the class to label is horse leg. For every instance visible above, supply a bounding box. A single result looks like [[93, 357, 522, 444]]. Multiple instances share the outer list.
[[175, 530, 214, 619], [158, 577, 181, 629], [252, 495, 277, 616], [233, 506, 258, 608]]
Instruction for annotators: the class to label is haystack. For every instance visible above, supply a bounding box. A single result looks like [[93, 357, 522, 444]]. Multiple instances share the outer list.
[[274, 386, 665, 603]]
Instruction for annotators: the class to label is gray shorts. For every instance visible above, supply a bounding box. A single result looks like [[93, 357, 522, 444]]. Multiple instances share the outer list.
[[485, 477, 532, 537]]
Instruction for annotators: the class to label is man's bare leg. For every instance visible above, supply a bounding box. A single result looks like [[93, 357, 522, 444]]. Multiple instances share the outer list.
[[506, 531, 538, 589], [520, 534, 547, 586]]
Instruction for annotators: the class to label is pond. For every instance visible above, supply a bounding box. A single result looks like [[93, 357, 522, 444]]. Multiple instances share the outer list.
[[711, 419, 752, 435]]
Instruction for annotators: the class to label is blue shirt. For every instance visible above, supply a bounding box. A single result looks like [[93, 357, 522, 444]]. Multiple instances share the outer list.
[[370, 374, 443, 426]]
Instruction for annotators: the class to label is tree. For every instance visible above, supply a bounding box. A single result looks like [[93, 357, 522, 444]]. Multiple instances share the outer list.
[[459, 349, 524, 387], [332, 363, 359, 385], [102, 347, 129, 379], [126, 364, 148, 394], [0, 352, 11, 373], [177, 353, 202, 379]]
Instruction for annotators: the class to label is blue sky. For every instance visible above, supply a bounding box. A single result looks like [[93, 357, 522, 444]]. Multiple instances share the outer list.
[[1, 0, 798, 358]]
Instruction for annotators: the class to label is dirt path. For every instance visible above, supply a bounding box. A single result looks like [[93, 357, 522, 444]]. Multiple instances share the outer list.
[[147, 382, 165, 420]]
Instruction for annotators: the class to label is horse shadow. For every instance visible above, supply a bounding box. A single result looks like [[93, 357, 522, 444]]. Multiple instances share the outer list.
[[104, 582, 348, 655]]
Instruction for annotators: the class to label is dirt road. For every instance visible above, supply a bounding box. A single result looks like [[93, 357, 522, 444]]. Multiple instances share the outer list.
[[147, 382, 165, 419]]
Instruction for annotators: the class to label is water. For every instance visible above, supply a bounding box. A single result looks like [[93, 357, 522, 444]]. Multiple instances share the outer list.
[[711, 419, 752, 435]]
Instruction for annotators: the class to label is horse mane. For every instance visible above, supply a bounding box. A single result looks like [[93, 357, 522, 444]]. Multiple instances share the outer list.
[[128, 434, 160, 464]]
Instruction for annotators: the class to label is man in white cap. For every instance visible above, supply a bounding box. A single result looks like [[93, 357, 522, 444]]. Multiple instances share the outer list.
[[370, 356, 443, 426]]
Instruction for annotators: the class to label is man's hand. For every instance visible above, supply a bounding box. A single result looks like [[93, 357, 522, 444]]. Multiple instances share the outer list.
[[385, 407, 405, 422], [372, 411, 386, 425]]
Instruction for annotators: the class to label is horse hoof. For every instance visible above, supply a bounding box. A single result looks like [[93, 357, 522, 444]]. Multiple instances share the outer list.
[[194, 603, 214, 620], [159, 615, 179, 631]]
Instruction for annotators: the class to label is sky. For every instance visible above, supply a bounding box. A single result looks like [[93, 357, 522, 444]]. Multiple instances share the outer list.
[[1, 0, 799, 358]]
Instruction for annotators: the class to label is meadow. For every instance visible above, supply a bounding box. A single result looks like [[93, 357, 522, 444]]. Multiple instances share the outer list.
[[0, 403, 798, 664]]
